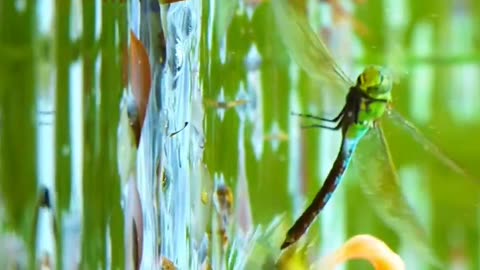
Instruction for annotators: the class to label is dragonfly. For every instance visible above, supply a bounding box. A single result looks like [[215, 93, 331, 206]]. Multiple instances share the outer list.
[[272, 0, 478, 261]]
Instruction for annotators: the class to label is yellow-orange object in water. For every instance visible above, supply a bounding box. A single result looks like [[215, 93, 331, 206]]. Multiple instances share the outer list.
[[213, 183, 233, 249], [159, 256, 177, 269], [316, 234, 405, 270], [203, 98, 249, 110], [129, 30, 152, 145]]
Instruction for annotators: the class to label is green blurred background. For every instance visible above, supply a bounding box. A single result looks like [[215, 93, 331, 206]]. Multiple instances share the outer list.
[[1, 0, 480, 269]]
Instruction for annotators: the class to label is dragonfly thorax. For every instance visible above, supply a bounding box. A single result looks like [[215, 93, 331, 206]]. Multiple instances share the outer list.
[[356, 65, 393, 100], [344, 66, 393, 136]]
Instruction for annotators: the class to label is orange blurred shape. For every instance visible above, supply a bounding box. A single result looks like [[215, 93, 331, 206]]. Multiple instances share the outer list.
[[129, 30, 152, 144], [159, 256, 177, 269], [317, 234, 405, 270]]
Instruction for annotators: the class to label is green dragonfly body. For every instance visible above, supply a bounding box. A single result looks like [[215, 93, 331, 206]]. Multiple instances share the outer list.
[[281, 66, 393, 249], [272, 0, 476, 261]]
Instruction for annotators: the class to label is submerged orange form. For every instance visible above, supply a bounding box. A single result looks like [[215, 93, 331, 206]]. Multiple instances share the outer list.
[[316, 234, 405, 270], [129, 30, 152, 145]]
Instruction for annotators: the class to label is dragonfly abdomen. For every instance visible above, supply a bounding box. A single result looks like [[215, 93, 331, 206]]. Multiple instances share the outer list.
[[281, 137, 359, 249]]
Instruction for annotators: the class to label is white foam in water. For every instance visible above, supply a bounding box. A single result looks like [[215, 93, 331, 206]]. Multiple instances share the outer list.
[[447, 13, 478, 123], [70, 0, 83, 41], [94, 0, 102, 42], [234, 82, 247, 121], [245, 43, 261, 72], [409, 22, 433, 125], [384, 0, 409, 28], [37, 0, 54, 36], [220, 35, 227, 65], [449, 64, 479, 123], [15, 0, 26, 12], [35, 2, 57, 262], [288, 87, 303, 213], [268, 122, 282, 152], [207, 0, 215, 52], [129, 0, 141, 36], [69, 60, 84, 213], [245, 69, 263, 161], [216, 88, 226, 121], [136, 1, 203, 269]]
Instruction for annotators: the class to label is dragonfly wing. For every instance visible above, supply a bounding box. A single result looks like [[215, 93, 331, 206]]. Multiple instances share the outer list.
[[386, 109, 478, 183], [355, 123, 440, 266], [271, 0, 353, 91]]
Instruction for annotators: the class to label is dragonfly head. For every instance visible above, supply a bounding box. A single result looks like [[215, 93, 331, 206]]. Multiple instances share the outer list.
[[356, 65, 393, 97]]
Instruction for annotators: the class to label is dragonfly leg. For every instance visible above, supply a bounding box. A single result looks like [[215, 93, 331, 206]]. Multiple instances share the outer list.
[[301, 121, 342, 131], [291, 105, 346, 123]]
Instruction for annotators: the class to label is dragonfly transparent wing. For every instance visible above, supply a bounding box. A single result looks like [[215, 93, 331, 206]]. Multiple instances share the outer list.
[[354, 123, 440, 266], [271, 0, 354, 91], [386, 108, 478, 183], [381, 108, 480, 222]]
